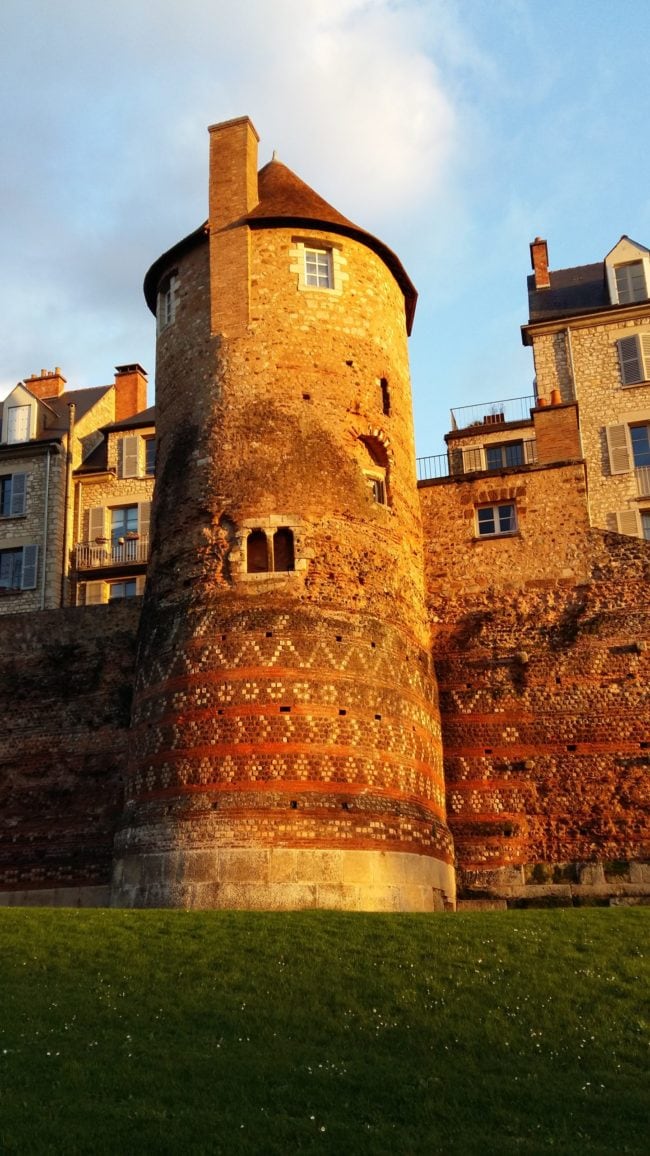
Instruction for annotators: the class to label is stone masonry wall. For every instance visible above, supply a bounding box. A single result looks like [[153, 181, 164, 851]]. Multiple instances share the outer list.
[[531, 316, 650, 532], [0, 447, 66, 615], [0, 602, 139, 900], [421, 469, 650, 901]]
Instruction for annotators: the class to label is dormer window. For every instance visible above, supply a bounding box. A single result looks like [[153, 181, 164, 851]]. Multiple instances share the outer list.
[[6, 405, 31, 443], [614, 262, 647, 305]]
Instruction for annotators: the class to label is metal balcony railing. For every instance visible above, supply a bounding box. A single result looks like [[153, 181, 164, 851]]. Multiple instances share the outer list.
[[75, 535, 150, 569], [636, 466, 650, 497], [450, 395, 536, 431], [417, 439, 538, 482]]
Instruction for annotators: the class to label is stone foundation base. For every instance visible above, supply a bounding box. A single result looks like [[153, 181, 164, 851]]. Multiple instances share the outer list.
[[0, 885, 110, 908], [111, 847, 456, 911]]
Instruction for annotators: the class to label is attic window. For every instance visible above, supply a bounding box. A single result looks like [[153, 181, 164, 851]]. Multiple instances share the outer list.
[[6, 405, 31, 444], [615, 262, 647, 305]]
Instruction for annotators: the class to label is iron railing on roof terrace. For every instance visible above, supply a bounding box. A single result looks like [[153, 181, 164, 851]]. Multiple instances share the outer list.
[[450, 395, 536, 431], [417, 438, 538, 482], [75, 535, 150, 570]]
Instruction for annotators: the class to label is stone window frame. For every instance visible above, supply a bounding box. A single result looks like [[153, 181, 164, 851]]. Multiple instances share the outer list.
[[475, 502, 518, 538], [229, 515, 310, 583], [290, 238, 347, 298]]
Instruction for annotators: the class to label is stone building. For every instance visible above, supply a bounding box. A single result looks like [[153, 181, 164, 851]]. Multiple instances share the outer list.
[[0, 118, 648, 909]]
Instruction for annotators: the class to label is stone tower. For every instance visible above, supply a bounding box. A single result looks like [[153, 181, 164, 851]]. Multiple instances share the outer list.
[[111, 116, 455, 910]]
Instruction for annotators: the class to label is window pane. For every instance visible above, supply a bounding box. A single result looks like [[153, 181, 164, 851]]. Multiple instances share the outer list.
[[504, 443, 524, 467], [0, 477, 10, 517], [631, 425, 650, 467], [0, 548, 22, 588], [642, 511, 650, 541], [497, 504, 516, 532], [305, 249, 332, 288], [485, 446, 501, 470], [109, 580, 137, 601], [111, 506, 138, 541], [477, 508, 496, 535], [145, 439, 156, 476]]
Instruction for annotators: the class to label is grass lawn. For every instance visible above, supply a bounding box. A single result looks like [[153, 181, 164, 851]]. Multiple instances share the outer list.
[[0, 907, 647, 1154]]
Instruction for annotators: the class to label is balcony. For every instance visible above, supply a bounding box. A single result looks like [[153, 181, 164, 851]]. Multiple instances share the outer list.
[[450, 395, 536, 431], [417, 438, 538, 483], [75, 535, 150, 570]]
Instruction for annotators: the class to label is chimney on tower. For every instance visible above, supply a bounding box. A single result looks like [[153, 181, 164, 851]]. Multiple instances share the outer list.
[[530, 237, 551, 290]]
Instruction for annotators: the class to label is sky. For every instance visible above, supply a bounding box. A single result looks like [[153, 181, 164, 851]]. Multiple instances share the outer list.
[[2, 0, 650, 455]]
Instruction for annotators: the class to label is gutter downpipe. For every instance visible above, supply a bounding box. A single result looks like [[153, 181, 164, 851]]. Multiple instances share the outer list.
[[40, 447, 52, 611], [60, 402, 75, 607]]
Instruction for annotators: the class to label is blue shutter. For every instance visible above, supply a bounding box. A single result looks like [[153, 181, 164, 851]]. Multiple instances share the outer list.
[[10, 473, 26, 516], [21, 545, 38, 590]]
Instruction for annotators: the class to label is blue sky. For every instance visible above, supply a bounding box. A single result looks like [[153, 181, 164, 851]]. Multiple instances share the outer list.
[[2, 0, 650, 455]]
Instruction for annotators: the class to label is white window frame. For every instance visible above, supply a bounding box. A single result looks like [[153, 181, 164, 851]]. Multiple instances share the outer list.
[[476, 503, 517, 538], [157, 273, 179, 332], [304, 247, 333, 289], [617, 334, 650, 386]]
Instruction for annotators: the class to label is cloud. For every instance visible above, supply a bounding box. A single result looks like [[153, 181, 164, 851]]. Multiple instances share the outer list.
[[0, 0, 469, 398]]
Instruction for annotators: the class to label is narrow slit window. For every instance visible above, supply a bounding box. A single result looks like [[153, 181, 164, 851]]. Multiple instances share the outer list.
[[247, 529, 269, 573], [380, 378, 391, 416]]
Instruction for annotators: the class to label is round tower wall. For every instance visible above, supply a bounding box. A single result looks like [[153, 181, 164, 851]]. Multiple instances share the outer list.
[[112, 222, 455, 910]]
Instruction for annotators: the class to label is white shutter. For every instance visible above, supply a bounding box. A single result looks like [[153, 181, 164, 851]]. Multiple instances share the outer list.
[[618, 336, 643, 385], [135, 576, 146, 595], [615, 509, 642, 538], [10, 473, 26, 515], [120, 435, 140, 478], [462, 447, 484, 472], [7, 405, 31, 443], [88, 506, 106, 541], [138, 501, 151, 539], [85, 580, 105, 605], [605, 424, 632, 474], [640, 334, 650, 378], [21, 544, 38, 589]]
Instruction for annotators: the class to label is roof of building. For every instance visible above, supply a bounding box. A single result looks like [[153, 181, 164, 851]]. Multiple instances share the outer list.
[[143, 158, 418, 333], [102, 405, 156, 433], [0, 385, 113, 444], [527, 263, 608, 322], [75, 440, 108, 474]]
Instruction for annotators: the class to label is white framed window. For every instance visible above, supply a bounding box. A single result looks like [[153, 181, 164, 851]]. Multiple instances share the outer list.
[[476, 503, 517, 537], [6, 405, 31, 444], [0, 473, 26, 517], [461, 440, 537, 473], [83, 577, 145, 605], [0, 544, 38, 590], [617, 334, 650, 386], [157, 273, 179, 331], [118, 434, 156, 478], [614, 262, 647, 305], [304, 248, 333, 289]]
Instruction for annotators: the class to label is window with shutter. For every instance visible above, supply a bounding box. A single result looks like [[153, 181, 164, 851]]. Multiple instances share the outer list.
[[0, 548, 23, 588], [615, 509, 642, 538], [85, 580, 105, 605], [615, 262, 647, 304], [21, 545, 38, 590], [88, 506, 106, 541], [7, 405, 31, 443], [462, 447, 484, 472], [120, 435, 140, 478], [605, 424, 632, 474], [10, 473, 26, 516], [137, 501, 151, 539], [618, 334, 650, 385]]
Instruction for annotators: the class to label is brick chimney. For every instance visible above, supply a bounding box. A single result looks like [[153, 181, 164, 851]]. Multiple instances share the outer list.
[[208, 115, 260, 230], [530, 237, 550, 290], [207, 116, 260, 338], [25, 367, 66, 400], [114, 364, 148, 422]]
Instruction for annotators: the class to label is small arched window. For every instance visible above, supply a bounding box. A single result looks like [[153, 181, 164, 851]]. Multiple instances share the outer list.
[[247, 529, 269, 573], [273, 528, 295, 572]]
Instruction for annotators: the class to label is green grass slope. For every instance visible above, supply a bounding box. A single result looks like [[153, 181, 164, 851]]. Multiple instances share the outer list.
[[0, 909, 647, 1154]]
